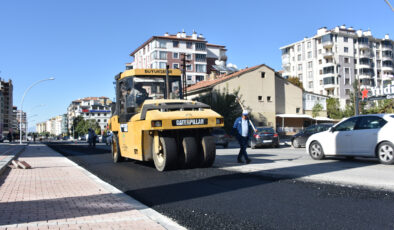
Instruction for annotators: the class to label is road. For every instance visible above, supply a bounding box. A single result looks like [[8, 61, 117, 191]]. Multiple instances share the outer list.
[[47, 142, 394, 230]]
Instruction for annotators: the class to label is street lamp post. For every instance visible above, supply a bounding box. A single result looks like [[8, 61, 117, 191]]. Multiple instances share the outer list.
[[19, 77, 55, 144]]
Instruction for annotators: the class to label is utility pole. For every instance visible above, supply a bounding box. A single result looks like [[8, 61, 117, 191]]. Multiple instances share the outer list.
[[165, 64, 170, 99], [180, 53, 189, 99]]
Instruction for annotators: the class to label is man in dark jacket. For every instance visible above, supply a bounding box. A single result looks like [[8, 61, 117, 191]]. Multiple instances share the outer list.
[[233, 110, 256, 164]]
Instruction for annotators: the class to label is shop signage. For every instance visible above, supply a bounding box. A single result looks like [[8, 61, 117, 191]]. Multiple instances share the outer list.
[[362, 82, 394, 101]]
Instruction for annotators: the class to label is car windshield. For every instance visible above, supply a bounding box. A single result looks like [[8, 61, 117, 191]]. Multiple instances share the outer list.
[[257, 128, 274, 133]]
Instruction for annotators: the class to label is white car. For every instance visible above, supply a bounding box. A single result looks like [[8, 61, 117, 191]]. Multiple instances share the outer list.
[[306, 114, 394, 164]]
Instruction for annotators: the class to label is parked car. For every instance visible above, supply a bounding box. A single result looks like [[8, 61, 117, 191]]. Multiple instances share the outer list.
[[106, 132, 113, 146], [291, 123, 333, 148], [0, 135, 3, 143], [306, 114, 394, 164], [212, 128, 230, 148], [249, 127, 280, 149]]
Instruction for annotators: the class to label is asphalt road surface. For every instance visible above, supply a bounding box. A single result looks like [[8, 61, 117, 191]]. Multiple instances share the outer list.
[[48, 142, 394, 230]]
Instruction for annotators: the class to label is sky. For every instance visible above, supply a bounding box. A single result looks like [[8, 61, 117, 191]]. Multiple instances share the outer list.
[[0, 0, 393, 130]]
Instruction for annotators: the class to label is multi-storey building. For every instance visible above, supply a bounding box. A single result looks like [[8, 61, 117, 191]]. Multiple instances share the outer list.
[[0, 79, 13, 136], [128, 31, 227, 86], [280, 26, 394, 108], [36, 122, 47, 134], [67, 97, 112, 133], [12, 106, 18, 133]]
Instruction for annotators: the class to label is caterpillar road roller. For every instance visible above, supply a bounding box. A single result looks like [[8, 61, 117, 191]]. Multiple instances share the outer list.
[[108, 68, 224, 171]]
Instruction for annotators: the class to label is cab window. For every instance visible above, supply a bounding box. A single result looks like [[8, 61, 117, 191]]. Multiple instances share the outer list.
[[356, 116, 387, 130], [334, 117, 358, 131]]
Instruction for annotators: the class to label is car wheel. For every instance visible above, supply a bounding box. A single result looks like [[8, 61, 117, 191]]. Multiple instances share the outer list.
[[309, 141, 324, 160], [292, 139, 300, 148], [377, 141, 394, 165]]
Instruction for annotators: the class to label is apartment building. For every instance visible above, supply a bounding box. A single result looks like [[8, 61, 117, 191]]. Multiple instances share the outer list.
[[67, 97, 112, 133], [128, 30, 227, 86], [36, 115, 66, 136], [0, 79, 13, 136], [281, 26, 394, 108]]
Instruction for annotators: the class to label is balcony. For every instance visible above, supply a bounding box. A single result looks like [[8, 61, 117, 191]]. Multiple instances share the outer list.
[[382, 74, 394, 81], [359, 52, 372, 58], [322, 40, 333, 48], [323, 51, 334, 58], [382, 45, 393, 51], [382, 66, 394, 71], [323, 76, 336, 89], [357, 63, 371, 69], [358, 74, 372, 80], [382, 55, 392, 61], [358, 43, 370, 50]]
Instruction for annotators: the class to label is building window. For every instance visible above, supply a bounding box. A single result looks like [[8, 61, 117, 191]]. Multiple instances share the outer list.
[[345, 78, 350, 85], [186, 54, 192, 60], [196, 75, 204, 82], [173, 52, 179, 59], [261, 72, 265, 78], [195, 43, 206, 51], [308, 81, 313, 88], [173, 41, 179, 47], [173, 63, 179, 69], [98, 119, 101, 122], [354, 69, 358, 74], [307, 42, 311, 49], [319, 59, 322, 64], [308, 71, 313, 79], [195, 64, 206, 73], [298, 73, 302, 79], [344, 47, 349, 53], [186, 42, 192, 49], [344, 37, 348, 42], [344, 58, 349, 63], [345, 68, 350, 75], [159, 51, 167, 60], [267, 96, 272, 102], [345, 89, 350, 95], [318, 49, 322, 54], [186, 64, 192, 71], [296, 107, 300, 113], [159, 62, 166, 69], [195, 54, 206, 62], [297, 54, 301, 61], [297, 44, 301, 52], [104, 119, 107, 122], [308, 61, 313, 69], [308, 51, 312, 59], [159, 41, 166, 48], [354, 59, 357, 64], [187, 75, 192, 81], [298, 64, 302, 71], [258, 96, 263, 101]]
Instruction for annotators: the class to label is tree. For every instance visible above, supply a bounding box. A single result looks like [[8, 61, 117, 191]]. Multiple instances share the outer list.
[[74, 118, 100, 137], [195, 87, 242, 134], [326, 98, 342, 119], [287, 77, 303, 89], [312, 103, 323, 118]]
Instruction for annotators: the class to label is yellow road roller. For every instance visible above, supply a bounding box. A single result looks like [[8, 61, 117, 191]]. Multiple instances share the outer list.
[[108, 69, 224, 171]]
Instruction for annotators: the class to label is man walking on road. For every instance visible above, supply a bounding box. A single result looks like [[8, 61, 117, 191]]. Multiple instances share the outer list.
[[233, 110, 256, 164]]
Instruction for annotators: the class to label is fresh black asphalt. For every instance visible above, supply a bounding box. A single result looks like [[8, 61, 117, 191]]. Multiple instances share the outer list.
[[48, 143, 394, 230]]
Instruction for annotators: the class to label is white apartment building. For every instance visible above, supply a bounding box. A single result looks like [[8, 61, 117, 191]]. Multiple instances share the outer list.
[[281, 26, 394, 108], [128, 30, 227, 86], [36, 115, 64, 136], [67, 97, 112, 133]]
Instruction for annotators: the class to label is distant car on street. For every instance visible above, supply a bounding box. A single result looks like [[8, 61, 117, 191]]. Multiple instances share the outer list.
[[291, 123, 333, 148], [106, 132, 113, 146], [212, 128, 230, 148], [249, 127, 280, 149], [306, 114, 394, 164]]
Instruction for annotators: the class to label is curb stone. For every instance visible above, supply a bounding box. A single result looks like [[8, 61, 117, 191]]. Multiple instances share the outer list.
[[0, 145, 27, 176]]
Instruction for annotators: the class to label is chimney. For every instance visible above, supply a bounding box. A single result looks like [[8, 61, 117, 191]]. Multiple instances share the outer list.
[[164, 32, 169, 36], [192, 30, 197, 39], [181, 29, 186, 38], [176, 32, 181, 38]]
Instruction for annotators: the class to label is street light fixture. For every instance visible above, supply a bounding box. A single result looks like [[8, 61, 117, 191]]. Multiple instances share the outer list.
[[19, 77, 55, 144]]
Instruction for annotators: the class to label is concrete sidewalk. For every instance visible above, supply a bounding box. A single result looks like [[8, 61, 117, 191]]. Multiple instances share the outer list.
[[0, 144, 185, 230]]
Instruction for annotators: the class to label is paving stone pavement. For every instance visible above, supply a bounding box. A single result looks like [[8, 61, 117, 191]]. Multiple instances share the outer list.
[[0, 144, 185, 230]]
